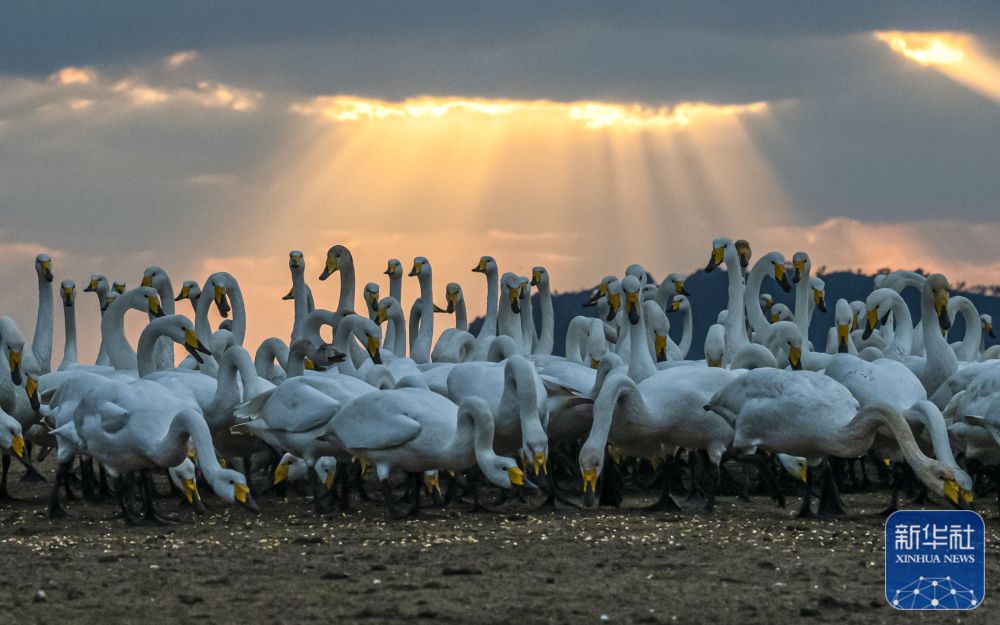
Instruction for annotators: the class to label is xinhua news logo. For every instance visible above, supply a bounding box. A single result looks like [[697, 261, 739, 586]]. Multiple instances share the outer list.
[[885, 510, 985, 610]]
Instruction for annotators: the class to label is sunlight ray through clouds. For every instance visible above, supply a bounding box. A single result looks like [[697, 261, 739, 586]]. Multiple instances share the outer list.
[[875, 30, 1000, 105]]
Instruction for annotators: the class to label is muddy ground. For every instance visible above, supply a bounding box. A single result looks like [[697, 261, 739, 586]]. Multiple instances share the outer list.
[[1, 461, 998, 625]]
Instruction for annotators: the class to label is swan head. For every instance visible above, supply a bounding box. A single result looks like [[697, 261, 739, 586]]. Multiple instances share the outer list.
[[472, 255, 496, 274], [84, 274, 107, 293], [0, 414, 25, 462], [141, 266, 168, 290], [811, 277, 827, 313], [501, 273, 522, 314], [360, 323, 382, 364], [669, 294, 690, 315], [205, 274, 231, 318], [154, 315, 212, 363], [791, 252, 810, 284], [435, 282, 462, 314], [170, 458, 205, 513], [578, 443, 605, 508], [34, 253, 53, 283], [319, 244, 352, 280], [112, 280, 127, 294], [364, 283, 380, 312], [385, 258, 403, 278], [912, 457, 973, 508], [208, 468, 259, 513], [7, 344, 23, 385], [584, 275, 617, 307], [375, 297, 400, 325], [103, 291, 119, 311], [927, 273, 952, 332], [305, 341, 347, 371], [735, 239, 752, 269], [663, 272, 689, 296], [288, 250, 304, 270], [144, 289, 165, 318], [772, 260, 793, 292], [771, 303, 792, 324], [705, 238, 733, 272], [409, 256, 430, 278], [604, 280, 622, 321], [835, 299, 853, 353], [273, 453, 304, 485], [621, 276, 642, 325], [983, 314, 995, 339], [530, 266, 549, 287], [60, 280, 76, 308], [705, 324, 726, 367], [175, 280, 200, 303], [759, 293, 774, 314]]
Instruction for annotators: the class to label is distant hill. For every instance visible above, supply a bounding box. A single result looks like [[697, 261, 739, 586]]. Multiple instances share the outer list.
[[470, 269, 1000, 359]]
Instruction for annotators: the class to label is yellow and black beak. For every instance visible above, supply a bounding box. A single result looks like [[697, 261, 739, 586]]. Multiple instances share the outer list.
[[774, 263, 792, 292], [531, 452, 547, 476], [281, 287, 294, 301], [85, 278, 99, 292], [183, 328, 211, 363], [943, 479, 974, 507], [705, 246, 724, 272], [655, 334, 668, 362], [508, 286, 521, 314], [530, 270, 542, 287], [787, 344, 802, 370], [10, 434, 25, 459], [366, 334, 382, 364], [606, 291, 621, 321], [707, 357, 722, 367], [935, 291, 951, 332], [852, 311, 860, 332], [182, 478, 200, 505], [366, 291, 379, 310], [423, 473, 441, 497], [233, 482, 258, 512], [9, 350, 23, 385], [986, 321, 996, 339], [148, 295, 164, 318], [837, 324, 851, 354], [625, 290, 640, 325], [26, 376, 40, 411], [582, 467, 598, 507], [62, 286, 75, 307], [141, 274, 154, 287], [813, 289, 827, 313], [863, 308, 878, 340], [273, 463, 289, 485], [472, 258, 488, 273], [799, 463, 808, 484], [408, 261, 423, 277], [102, 295, 114, 311], [289, 253, 303, 268], [735, 241, 751, 269], [675, 280, 690, 296], [175, 285, 190, 301], [384, 262, 394, 276], [670, 299, 681, 312], [375, 307, 388, 324], [319, 256, 338, 280], [445, 290, 457, 313], [113, 282, 126, 294], [40, 260, 53, 283], [506, 466, 526, 487]]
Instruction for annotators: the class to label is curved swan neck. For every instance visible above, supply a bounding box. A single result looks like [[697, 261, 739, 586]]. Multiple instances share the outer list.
[[291, 267, 308, 343], [845, 405, 932, 470], [722, 248, 748, 363], [628, 307, 656, 383], [678, 304, 693, 359], [101, 290, 150, 371], [948, 296, 980, 361], [410, 271, 434, 364], [385, 300, 407, 356], [165, 409, 226, 481], [907, 400, 961, 473], [480, 268, 499, 339], [744, 253, 780, 339], [519, 290, 536, 354], [585, 373, 645, 456], [455, 298, 468, 331], [793, 267, 811, 345], [254, 337, 289, 379], [32, 272, 54, 374]]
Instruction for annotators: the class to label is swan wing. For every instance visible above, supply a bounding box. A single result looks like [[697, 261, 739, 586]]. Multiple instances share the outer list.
[[333, 408, 422, 451]]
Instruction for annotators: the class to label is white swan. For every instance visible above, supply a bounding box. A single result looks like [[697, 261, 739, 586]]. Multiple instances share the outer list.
[[706, 368, 969, 516], [744, 252, 792, 345], [141, 266, 177, 371], [57, 280, 78, 371], [319, 245, 356, 312], [471, 256, 499, 358], [666, 295, 694, 359], [327, 392, 527, 517], [902, 274, 958, 395], [947, 295, 981, 362], [287, 250, 310, 343], [30, 254, 55, 375], [530, 267, 555, 356], [363, 283, 380, 322], [407, 257, 435, 364], [704, 238, 748, 364]]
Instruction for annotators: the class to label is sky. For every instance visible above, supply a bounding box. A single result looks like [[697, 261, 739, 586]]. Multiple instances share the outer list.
[[2, 2, 1000, 362]]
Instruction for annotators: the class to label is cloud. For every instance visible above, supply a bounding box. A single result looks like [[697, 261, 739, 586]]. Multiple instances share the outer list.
[[186, 173, 238, 186], [48, 66, 98, 85], [166, 50, 198, 68]]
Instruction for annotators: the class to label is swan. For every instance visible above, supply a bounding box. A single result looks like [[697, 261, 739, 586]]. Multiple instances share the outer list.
[[363, 283, 381, 323], [666, 295, 694, 359], [471, 256, 499, 358], [408, 257, 435, 364], [579, 364, 735, 511], [319, 245, 356, 312], [431, 283, 477, 363], [861, 288, 912, 359], [384, 258, 404, 305], [530, 267, 555, 356], [980, 314, 995, 357], [375, 296, 409, 359], [653, 272, 691, 312], [824, 299, 857, 356], [57, 280, 78, 371], [790, 252, 827, 346], [287, 250, 310, 343], [194, 272, 246, 351], [563, 316, 609, 367], [84, 274, 111, 312], [947, 296, 981, 362], [327, 392, 528, 518], [705, 368, 969, 516], [174, 280, 202, 314], [445, 355, 549, 472], [254, 337, 290, 384], [30, 254, 55, 375], [273, 453, 337, 493], [744, 252, 792, 345], [53, 387, 256, 523], [704, 238, 748, 364], [902, 274, 958, 395], [0, 410, 31, 500], [141, 266, 177, 371], [112, 280, 126, 295]]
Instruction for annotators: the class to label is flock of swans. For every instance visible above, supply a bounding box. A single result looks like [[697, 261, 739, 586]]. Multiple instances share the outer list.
[[0, 237, 998, 525]]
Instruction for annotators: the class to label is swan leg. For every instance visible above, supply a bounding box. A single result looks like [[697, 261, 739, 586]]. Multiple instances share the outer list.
[[683, 450, 706, 503], [796, 463, 816, 518], [534, 459, 580, 512], [0, 453, 17, 502], [47, 460, 74, 519], [114, 474, 145, 526], [880, 463, 903, 516], [405, 473, 422, 518], [381, 478, 409, 520], [464, 469, 499, 514], [817, 460, 847, 517], [643, 455, 681, 513], [740, 451, 786, 509], [353, 460, 370, 502], [698, 451, 719, 514], [310, 467, 333, 514], [139, 470, 177, 525]]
